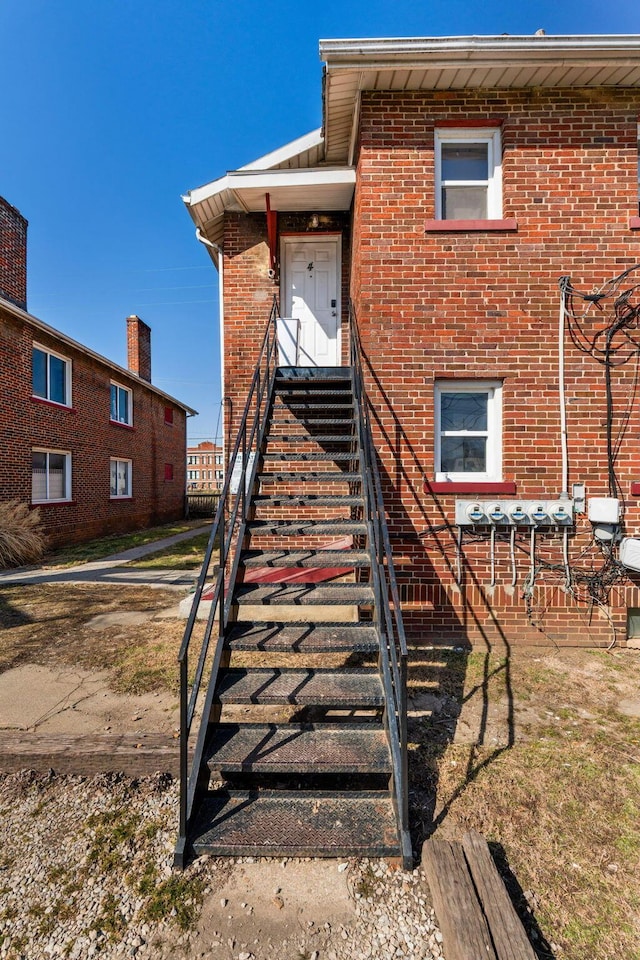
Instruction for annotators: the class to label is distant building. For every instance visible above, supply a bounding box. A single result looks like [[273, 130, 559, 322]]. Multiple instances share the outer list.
[[0, 194, 197, 549], [186, 440, 224, 491]]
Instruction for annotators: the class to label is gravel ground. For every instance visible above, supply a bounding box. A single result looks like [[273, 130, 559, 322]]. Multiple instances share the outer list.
[[0, 771, 444, 960]]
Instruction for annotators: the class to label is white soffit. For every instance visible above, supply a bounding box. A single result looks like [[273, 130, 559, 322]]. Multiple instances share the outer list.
[[184, 166, 355, 252], [320, 34, 640, 162]]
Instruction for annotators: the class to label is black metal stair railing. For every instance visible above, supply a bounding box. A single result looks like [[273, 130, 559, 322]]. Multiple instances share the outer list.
[[174, 298, 279, 867], [349, 303, 411, 865]]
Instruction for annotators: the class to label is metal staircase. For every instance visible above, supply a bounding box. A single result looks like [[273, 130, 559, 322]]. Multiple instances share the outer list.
[[175, 302, 410, 867]]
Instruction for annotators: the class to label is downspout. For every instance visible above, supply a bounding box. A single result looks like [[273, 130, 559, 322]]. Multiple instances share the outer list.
[[196, 228, 225, 458], [558, 277, 570, 499]]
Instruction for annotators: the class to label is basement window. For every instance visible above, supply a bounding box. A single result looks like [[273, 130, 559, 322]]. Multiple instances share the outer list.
[[435, 381, 502, 482], [435, 128, 503, 221]]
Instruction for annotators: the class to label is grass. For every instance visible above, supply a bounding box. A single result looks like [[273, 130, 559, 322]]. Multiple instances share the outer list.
[[414, 646, 640, 960], [0, 583, 183, 691], [0, 500, 46, 568], [123, 530, 214, 571], [41, 520, 208, 568]]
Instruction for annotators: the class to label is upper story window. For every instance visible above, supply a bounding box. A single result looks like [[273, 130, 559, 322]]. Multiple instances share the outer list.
[[435, 128, 503, 221], [110, 382, 133, 426], [434, 380, 502, 482], [164, 406, 174, 425], [32, 449, 71, 502], [32, 344, 72, 407]]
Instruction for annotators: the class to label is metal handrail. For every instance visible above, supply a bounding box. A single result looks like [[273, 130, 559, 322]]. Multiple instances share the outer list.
[[175, 298, 280, 866], [349, 303, 410, 864]]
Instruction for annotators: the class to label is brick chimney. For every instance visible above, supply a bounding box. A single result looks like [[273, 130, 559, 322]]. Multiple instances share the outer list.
[[0, 196, 28, 311], [126, 315, 151, 382]]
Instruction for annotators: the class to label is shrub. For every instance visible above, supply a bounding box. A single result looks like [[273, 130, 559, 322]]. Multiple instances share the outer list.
[[0, 500, 46, 569]]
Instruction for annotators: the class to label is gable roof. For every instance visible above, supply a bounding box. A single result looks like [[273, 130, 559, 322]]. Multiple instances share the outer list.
[[0, 294, 197, 415]]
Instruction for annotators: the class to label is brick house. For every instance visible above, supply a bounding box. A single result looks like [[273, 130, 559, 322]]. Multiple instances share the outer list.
[[0, 195, 196, 549], [187, 441, 224, 491], [182, 34, 640, 649]]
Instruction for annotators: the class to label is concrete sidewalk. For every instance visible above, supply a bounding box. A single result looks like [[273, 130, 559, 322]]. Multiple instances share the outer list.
[[0, 524, 211, 589]]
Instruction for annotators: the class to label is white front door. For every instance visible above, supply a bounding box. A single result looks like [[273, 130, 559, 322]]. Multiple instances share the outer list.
[[283, 238, 340, 366]]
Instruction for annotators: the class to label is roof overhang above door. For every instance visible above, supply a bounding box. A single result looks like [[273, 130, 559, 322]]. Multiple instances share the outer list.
[[184, 166, 355, 261]]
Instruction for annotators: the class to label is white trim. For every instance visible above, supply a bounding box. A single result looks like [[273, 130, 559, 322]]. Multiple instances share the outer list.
[[280, 234, 342, 367], [434, 128, 502, 220], [32, 448, 72, 503], [110, 457, 132, 498], [32, 342, 72, 408], [239, 129, 323, 171], [187, 167, 355, 208], [434, 380, 502, 482], [110, 380, 134, 426]]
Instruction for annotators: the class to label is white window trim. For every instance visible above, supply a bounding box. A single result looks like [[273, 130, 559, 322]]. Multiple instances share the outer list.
[[110, 381, 133, 426], [32, 343, 72, 407], [32, 448, 72, 503], [434, 128, 503, 220], [434, 380, 503, 482], [110, 458, 132, 499]]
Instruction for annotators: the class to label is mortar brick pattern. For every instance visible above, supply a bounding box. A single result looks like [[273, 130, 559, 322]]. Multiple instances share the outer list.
[[222, 86, 640, 646], [1, 306, 187, 548]]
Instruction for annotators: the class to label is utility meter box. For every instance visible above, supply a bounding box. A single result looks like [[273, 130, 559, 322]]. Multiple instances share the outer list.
[[588, 497, 620, 524], [619, 538, 640, 573]]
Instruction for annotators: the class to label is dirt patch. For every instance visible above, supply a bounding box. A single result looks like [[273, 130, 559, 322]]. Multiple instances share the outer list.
[[0, 583, 184, 695]]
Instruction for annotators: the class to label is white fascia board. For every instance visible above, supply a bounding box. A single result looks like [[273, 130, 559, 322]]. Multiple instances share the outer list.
[[239, 129, 324, 170], [320, 35, 640, 65], [187, 167, 355, 208], [183, 129, 326, 209]]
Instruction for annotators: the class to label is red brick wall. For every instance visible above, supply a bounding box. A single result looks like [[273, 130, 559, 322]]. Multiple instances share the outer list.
[[0, 197, 27, 311], [351, 87, 640, 647], [1, 307, 187, 549]]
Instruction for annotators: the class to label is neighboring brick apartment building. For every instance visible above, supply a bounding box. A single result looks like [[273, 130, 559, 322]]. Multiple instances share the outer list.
[[0, 195, 196, 549], [183, 34, 640, 647], [187, 441, 224, 491]]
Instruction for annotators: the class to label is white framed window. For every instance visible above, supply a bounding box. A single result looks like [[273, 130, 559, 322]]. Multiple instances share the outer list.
[[110, 458, 132, 498], [32, 449, 71, 502], [434, 381, 502, 482], [32, 344, 72, 407], [110, 382, 133, 425], [435, 128, 503, 220]]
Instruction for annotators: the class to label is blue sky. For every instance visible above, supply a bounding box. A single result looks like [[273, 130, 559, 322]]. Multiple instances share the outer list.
[[1, 0, 638, 442]]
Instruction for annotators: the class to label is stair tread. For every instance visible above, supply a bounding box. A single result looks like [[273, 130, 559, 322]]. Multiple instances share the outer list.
[[225, 621, 379, 652], [263, 452, 358, 461], [215, 667, 384, 706], [259, 471, 362, 482], [205, 723, 391, 773], [241, 549, 370, 567], [253, 495, 363, 507], [270, 418, 355, 425], [267, 434, 355, 442], [233, 583, 374, 604], [246, 519, 367, 535], [191, 789, 400, 857]]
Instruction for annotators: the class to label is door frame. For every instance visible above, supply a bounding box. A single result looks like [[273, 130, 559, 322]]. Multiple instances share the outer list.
[[280, 233, 343, 366]]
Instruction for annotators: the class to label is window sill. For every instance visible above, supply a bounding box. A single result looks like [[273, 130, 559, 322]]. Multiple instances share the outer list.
[[425, 219, 518, 233], [109, 419, 135, 431], [424, 480, 517, 495], [630, 217, 640, 230], [110, 496, 133, 501], [31, 396, 75, 413], [31, 499, 75, 508]]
